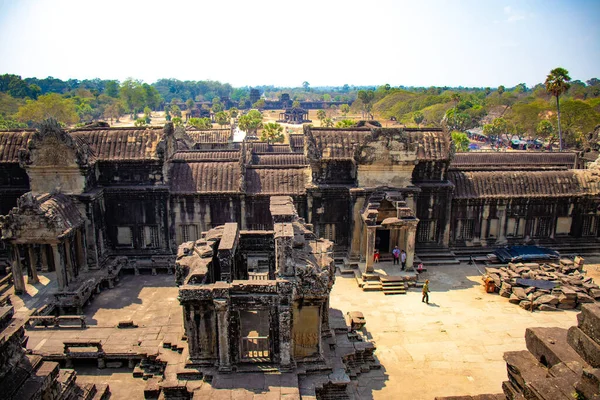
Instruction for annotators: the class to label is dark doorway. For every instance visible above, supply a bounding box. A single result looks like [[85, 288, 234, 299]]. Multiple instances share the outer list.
[[375, 229, 390, 254]]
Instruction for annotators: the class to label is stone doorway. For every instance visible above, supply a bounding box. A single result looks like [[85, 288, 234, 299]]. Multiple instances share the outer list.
[[375, 229, 390, 254], [239, 310, 271, 362]]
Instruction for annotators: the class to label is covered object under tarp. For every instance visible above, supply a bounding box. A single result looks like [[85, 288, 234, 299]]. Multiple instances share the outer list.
[[494, 245, 560, 263]]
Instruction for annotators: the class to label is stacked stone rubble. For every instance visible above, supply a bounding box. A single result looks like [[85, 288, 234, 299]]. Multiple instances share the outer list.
[[484, 259, 599, 311]]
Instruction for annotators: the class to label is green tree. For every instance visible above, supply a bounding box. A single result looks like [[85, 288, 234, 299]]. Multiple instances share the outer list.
[[335, 119, 355, 128], [188, 117, 212, 129], [451, 131, 470, 152], [322, 117, 334, 128], [170, 105, 182, 118], [119, 79, 145, 116], [292, 100, 301, 108], [545, 67, 571, 150], [16, 93, 79, 125], [302, 81, 310, 91], [215, 111, 229, 128], [413, 111, 424, 127], [497, 85, 505, 95], [103, 101, 124, 124], [186, 98, 195, 113], [323, 94, 331, 102], [357, 90, 375, 119], [483, 117, 509, 141], [238, 109, 263, 135], [144, 106, 152, 124], [557, 99, 600, 148], [172, 116, 183, 126], [252, 98, 265, 109], [316, 109, 326, 122], [134, 118, 147, 127], [229, 107, 239, 118], [212, 97, 224, 113], [105, 80, 119, 97], [536, 120, 554, 142], [0, 115, 27, 129], [340, 104, 350, 116], [260, 122, 284, 144]]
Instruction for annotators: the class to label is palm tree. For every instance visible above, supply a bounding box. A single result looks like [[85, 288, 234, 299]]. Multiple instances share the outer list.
[[450, 93, 461, 129], [545, 67, 571, 151], [261, 122, 284, 144]]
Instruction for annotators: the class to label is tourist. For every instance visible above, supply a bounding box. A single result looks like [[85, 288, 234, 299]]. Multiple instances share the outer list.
[[373, 249, 380, 263], [392, 246, 400, 265], [422, 279, 430, 304], [401, 250, 407, 270], [417, 262, 424, 273]]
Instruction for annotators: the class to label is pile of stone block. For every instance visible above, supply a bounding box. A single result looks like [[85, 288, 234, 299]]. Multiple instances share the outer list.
[[483, 258, 600, 311]]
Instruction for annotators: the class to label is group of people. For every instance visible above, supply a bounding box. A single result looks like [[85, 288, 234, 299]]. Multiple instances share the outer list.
[[373, 246, 407, 270]]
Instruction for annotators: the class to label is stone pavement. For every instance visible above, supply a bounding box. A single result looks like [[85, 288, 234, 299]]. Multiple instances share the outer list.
[[329, 261, 600, 399]]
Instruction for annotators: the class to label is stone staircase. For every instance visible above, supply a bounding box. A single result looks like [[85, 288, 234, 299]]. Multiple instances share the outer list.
[[380, 276, 406, 295], [416, 248, 461, 267]]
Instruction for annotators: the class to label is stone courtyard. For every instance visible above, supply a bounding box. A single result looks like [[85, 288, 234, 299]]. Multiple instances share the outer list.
[[13, 259, 599, 399]]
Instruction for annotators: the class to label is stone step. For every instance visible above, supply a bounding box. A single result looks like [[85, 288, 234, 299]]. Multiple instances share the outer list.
[[421, 259, 461, 266], [362, 284, 382, 292], [361, 273, 380, 282], [91, 383, 110, 400], [525, 327, 590, 368], [383, 289, 407, 295]]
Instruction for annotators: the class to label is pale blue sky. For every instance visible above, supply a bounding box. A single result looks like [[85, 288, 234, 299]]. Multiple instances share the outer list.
[[0, 0, 598, 88]]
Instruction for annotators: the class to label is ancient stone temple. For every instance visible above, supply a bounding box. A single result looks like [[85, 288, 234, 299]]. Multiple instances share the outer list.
[[176, 196, 335, 371], [278, 107, 311, 124]]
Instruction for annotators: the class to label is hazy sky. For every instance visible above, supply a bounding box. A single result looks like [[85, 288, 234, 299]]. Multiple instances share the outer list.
[[0, 0, 598, 88]]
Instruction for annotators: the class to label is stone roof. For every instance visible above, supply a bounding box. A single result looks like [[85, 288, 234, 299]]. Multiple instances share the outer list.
[[289, 134, 305, 152], [169, 162, 241, 194], [186, 129, 231, 144], [448, 170, 600, 199], [306, 127, 450, 161], [70, 127, 164, 161], [246, 168, 306, 195], [1, 192, 85, 242], [0, 130, 34, 163], [451, 152, 579, 170], [172, 150, 240, 162], [251, 143, 292, 153], [251, 153, 308, 166]]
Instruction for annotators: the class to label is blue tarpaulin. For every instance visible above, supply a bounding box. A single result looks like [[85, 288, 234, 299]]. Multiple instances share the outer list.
[[515, 278, 557, 290], [494, 245, 560, 263]]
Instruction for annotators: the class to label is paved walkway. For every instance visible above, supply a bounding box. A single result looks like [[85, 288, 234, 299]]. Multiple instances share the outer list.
[[330, 261, 599, 399]]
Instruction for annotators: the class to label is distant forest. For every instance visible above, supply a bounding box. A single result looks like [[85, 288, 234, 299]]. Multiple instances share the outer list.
[[1, 73, 599, 150]]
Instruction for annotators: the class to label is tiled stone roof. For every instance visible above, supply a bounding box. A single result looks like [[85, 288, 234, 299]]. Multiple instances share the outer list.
[[251, 153, 308, 166], [451, 152, 578, 170], [251, 143, 292, 153], [172, 151, 240, 161], [186, 129, 231, 144], [169, 162, 241, 194], [0, 130, 34, 163], [448, 170, 600, 199], [246, 168, 306, 195], [71, 127, 163, 161]]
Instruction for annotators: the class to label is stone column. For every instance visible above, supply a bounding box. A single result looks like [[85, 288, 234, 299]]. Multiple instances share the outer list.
[[240, 197, 247, 230], [279, 304, 292, 370], [442, 190, 453, 247], [349, 192, 366, 260], [497, 205, 507, 244], [307, 192, 313, 224], [214, 299, 231, 372], [76, 229, 89, 272], [40, 244, 49, 272], [27, 245, 39, 285], [11, 245, 25, 294], [365, 226, 376, 272], [64, 238, 74, 283], [52, 244, 66, 291], [406, 224, 417, 269]]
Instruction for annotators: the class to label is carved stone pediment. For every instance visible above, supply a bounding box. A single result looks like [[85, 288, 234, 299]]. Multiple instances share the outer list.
[[19, 119, 90, 169], [354, 128, 417, 166]]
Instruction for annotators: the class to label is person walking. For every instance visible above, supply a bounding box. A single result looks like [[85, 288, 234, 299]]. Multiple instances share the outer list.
[[400, 250, 407, 271], [422, 279, 430, 304], [392, 246, 400, 265]]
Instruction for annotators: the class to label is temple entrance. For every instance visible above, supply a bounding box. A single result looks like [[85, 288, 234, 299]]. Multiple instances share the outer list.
[[239, 309, 271, 362], [375, 229, 390, 254]]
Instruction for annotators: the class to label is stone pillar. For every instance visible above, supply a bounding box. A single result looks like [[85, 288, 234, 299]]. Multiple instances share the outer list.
[[52, 244, 66, 291], [279, 304, 292, 370], [274, 223, 294, 277], [40, 244, 48, 272], [349, 192, 366, 260], [11, 245, 25, 294], [365, 226, 376, 272], [240, 197, 247, 230], [497, 205, 507, 244], [76, 229, 89, 272], [307, 192, 313, 225], [64, 238, 74, 283], [442, 191, 453, 247], [214, 299, 231, 372], [27, 245, 39, 285], [406, 225, 417, 269]]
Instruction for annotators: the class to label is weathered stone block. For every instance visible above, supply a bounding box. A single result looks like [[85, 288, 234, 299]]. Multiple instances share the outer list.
[[503, 350, 548, 390], [567, 326, 600, 368], [524, 376, 576, 400], [525, 327, 589, 368], [577, 304, 600, 345]]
